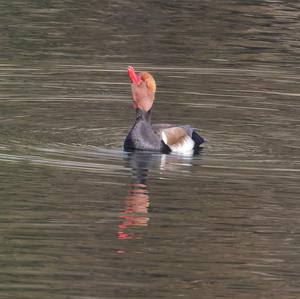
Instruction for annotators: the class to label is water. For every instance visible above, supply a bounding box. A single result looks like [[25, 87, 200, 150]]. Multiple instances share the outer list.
[[1, 0, 300, 298]]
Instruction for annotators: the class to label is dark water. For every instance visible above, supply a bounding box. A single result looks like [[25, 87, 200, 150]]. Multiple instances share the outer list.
[[1, 1, 300, 298]]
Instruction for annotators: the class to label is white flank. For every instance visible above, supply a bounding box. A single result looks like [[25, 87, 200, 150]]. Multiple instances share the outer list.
[[161, 127, 195, 154], [169, 135, 195, 153], [161, 131, 168, 145]]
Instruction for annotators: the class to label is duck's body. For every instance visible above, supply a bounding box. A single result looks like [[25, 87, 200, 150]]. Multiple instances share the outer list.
[[124, 109, 204, 153], [124, 66, 205, 153]]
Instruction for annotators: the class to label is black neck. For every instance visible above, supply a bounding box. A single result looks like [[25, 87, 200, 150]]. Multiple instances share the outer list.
[[136, 108, 152, 123]]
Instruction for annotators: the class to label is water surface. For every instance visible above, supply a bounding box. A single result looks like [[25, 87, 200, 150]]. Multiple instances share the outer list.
[[0, 1, 300, 298]]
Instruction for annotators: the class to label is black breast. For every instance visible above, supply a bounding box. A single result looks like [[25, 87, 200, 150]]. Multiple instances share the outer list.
[[124, 109, 167, 152]]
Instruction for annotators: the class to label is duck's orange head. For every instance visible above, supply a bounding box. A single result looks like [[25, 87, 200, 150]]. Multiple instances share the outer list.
[[128, 66, 156, 112]]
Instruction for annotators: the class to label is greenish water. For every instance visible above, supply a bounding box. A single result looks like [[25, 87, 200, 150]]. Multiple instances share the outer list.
[[0, 1, 300, 298]]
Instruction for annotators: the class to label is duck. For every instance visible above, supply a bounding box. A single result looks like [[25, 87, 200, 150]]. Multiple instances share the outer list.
[[124, 66, 205, 154]]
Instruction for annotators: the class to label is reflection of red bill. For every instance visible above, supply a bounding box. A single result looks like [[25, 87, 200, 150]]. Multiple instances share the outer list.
[[128, 66, 142, 84]]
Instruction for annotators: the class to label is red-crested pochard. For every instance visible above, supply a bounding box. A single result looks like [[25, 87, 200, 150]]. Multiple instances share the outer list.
[[124, 66, 205, 153]]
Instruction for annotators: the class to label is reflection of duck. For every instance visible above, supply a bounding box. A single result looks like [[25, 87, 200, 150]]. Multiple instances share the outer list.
[[118, 187, 149, 240], [124, 66, 206, 154], [118, 151, 199, 241], [118, 152, 153, 240]]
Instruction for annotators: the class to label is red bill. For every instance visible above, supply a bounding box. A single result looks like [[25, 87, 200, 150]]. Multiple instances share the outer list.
[[128, 66, 142, 84]]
